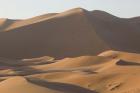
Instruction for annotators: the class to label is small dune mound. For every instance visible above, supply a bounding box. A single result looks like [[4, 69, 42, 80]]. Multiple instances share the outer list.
[[98, 50, 120, 59], [98, 50, 140, 62], [52, 56, 108, 67], [0, 76, 58, 93], [33, 56, 110, 70], [22, 56, 54, 62]]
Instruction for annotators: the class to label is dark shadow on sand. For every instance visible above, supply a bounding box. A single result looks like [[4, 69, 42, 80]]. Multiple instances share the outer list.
[[28, 78, 98, 93], [116, 60, 140, 66]]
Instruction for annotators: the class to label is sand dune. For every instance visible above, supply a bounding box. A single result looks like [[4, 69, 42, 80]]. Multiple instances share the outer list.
[[87, 10, 140, 53], [0, 76, 63, 93], [5, 13, 58, 31], [30, 56, 111, 71], [0, 8, 140, 59], [0, 50, 140, 93], [0, 8, 140, 93], [0, 18, 17, 31], [0, 76, 96, 93], [0, 8, 109, 59]]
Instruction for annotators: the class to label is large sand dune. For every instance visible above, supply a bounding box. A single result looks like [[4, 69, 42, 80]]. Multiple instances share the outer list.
[[0, 8, 109, 59], [0, 8, 140, 93]]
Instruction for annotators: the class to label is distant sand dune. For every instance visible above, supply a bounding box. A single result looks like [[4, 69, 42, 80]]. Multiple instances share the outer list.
[[0, 8, 109, 59]]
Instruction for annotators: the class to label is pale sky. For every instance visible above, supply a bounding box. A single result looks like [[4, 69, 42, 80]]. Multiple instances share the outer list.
[[0, 0, 140, 19]]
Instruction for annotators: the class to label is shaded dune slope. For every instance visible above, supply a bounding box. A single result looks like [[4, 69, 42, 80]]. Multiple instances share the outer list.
[[86, 10, 140, 53], [0, 8, 139, 59], [116, 60, 140, 66], [5, 13, 58, 31], [0, 19, 17, 31], [0, 8, 109, 59]]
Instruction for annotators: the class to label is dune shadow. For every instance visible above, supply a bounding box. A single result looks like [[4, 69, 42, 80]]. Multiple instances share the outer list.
[[0, 19, 17, 31], [28, 78, 98, 93], [116, 60, 140, 66]]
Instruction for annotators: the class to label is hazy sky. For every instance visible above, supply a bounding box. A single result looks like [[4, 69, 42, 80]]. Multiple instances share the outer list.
[[0, 0, 140, 19]]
